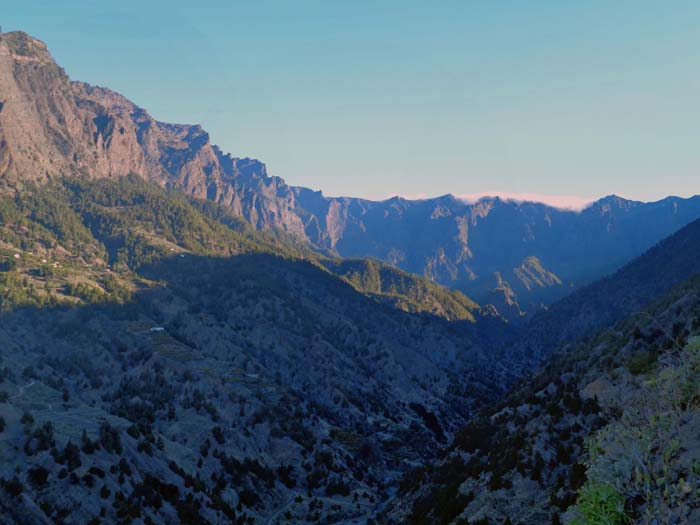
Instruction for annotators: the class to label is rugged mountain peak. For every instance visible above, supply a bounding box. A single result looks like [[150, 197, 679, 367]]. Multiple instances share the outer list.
[[0, 33, 309, 237], [434, 193, 459, 203], [588, 194, 640, 212], [0, 32, 88, 184], [71, 81, 141, 113], [0, 31, 54, 64], [658, 194, 700, 205]]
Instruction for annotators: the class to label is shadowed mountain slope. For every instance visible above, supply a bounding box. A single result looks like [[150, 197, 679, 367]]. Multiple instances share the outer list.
[[509, 218, 700, 366], [387, 272, 700, 525], [0, 176, 504, 525]]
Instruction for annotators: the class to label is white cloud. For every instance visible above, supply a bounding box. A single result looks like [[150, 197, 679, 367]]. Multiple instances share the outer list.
[[455, 191, 594, 211], [382, 191, 595, 210]]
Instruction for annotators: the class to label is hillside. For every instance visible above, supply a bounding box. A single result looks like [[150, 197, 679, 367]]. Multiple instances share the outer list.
[[0, 175, 505, 525], [0, 175, 483, 323], [2, 31, 699, 319], [320, 258, 480, 323], [381, 215, 700, 524], [388, 274, 700, 524], [507, 218, 700, 366]]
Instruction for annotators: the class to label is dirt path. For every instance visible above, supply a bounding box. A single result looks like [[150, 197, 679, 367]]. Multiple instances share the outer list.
[[10, 379, 35, 400]]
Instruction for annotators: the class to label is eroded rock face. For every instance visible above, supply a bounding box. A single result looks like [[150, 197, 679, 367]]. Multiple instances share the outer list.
[[3, 31, 700, 318], [0, 33, 93, 183], [0, 32, 307, 237]]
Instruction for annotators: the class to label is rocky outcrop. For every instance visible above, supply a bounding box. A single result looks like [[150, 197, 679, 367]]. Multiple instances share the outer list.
[[0, 32, 306, 237]]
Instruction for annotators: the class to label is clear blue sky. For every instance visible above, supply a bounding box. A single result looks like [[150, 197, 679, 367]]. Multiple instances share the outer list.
[[3, 1, 699, 202]]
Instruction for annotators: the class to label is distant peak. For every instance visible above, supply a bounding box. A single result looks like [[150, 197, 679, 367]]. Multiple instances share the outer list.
[[435, 193, 458, 203], [589, 194, 641, 211], [386, 195, 407, 203], [598, 194, 628, 203]]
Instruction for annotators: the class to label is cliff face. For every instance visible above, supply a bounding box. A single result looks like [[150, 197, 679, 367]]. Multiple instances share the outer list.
[[0, 31, 306, 237], [0, 32, 92, 182], [3, 31, 700, 318], [71, 81, 311, 236]]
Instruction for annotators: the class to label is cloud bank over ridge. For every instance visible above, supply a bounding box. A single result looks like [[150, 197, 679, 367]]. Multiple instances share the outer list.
[[384, 191, 595, 210], [456, 192, 594, 211]]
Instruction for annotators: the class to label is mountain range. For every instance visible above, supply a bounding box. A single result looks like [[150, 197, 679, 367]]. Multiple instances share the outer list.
[[2, 30, 699, 319], [1, 29, 700, 525]]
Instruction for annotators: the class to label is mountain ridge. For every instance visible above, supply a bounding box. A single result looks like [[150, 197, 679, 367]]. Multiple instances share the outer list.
[[2, 29, 700, 319]]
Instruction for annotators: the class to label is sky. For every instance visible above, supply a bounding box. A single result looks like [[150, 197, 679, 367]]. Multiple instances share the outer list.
[[3, 1, 699, 205]]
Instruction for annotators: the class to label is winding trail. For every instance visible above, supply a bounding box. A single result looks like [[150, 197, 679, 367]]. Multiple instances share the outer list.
[[10, 379, 35, 400]]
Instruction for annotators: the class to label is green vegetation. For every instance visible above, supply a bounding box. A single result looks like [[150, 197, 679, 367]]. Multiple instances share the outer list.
[[322, 258, 479, 321], [63, 174, 301, 265], [571, 483, 629, 525], [0, 174, 488, 523], [0, 265, 59, 311], [0, 175, 303, 311], [571, 336, 700, 522], [66, 282, 106, 304], [0, 175, 479, 321], [625, 349, 658, 375]]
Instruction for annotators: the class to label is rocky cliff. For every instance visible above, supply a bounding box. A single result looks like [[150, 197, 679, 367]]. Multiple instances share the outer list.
[[0, 31, 305, 237]]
